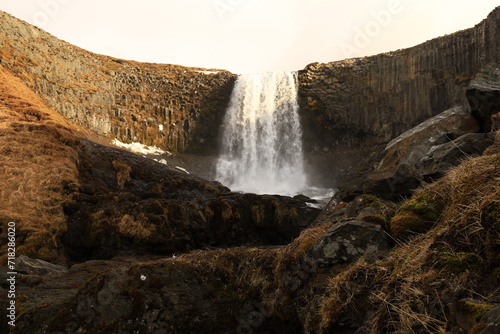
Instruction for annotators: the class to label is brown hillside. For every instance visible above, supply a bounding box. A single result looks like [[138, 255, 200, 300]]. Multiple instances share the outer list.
[[0, 10, 236, 153], [0, 64, 87, 262]]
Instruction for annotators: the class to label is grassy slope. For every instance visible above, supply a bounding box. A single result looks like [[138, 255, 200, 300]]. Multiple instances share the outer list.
[[317, 135, 500, 333], [0, 64, 94, 263]]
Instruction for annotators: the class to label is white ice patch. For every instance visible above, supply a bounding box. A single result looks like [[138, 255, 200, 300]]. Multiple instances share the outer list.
[[306, 202, 322, 209], [154, 159, 168, 165], [195, 70, 220, 75], [112, 139, 169, 156], [175, 166, 190, 174]]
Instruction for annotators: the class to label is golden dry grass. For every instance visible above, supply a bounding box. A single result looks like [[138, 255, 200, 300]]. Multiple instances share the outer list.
[[315, 133, 500, 333], [0, 65, 91, 263]]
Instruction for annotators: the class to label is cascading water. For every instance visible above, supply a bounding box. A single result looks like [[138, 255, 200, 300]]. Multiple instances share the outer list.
[[215, 71, 309, 196]]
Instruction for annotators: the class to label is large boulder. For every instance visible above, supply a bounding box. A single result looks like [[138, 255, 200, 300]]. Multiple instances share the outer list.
[[312, 220, 391, 267], [467, 63, 500, 132], [419, 132, 496, 179], [360, 106, 491, 198]]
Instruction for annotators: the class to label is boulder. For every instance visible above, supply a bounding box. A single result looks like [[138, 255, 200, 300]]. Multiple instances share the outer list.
[[419, 132, 496, 179], [383, 106, 479, 155], [312, 220, 391, 267], [448, 299, 496, 332], [360, 106, 494, 198], [467, 63, 500, 132]]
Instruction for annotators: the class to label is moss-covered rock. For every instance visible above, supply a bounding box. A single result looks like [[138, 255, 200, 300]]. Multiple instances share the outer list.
[[431, 251, 484, 274], [390, 191, 445, 240]]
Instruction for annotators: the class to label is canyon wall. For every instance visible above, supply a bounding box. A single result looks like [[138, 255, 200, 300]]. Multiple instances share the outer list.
[[0, 11, 236, 153], [298, 6, 500, 152]]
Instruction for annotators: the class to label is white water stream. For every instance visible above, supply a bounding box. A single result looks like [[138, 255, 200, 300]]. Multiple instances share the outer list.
[[216, 72, 334, 201]]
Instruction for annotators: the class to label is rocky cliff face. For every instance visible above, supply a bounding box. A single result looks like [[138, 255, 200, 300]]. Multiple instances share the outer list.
[[298, 6, 500, 152], [0, 11, 236, 153]]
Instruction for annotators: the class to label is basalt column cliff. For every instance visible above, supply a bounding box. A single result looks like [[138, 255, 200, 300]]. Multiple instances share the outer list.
[[298, 7, 500, 152], [0, 11, 236, 153]]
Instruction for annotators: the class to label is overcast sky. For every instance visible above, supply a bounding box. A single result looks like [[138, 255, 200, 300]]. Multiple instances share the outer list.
[[1, 1, 498, 74]]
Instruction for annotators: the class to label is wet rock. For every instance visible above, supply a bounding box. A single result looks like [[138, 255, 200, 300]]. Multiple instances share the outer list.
[[16, 255, 68, 275], [312, 220, 391, 267]]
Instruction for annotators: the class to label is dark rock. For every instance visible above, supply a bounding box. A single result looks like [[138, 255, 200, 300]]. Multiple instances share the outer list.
[[62, 139, 321, 262], [448, 298, 495, 332], [312, 220, 391, 267], [382, 106, 479, 154], [374, 105, 479, 174], [420, 132, 496, 179], [12, 257, 275, 334], [298, 8, 500, 190], [354, 106, 497, 199], [16, 255, 68, 275], [467, 63, 500, 132], [356, 207, 378, 219], [479, 304, 500, 334]]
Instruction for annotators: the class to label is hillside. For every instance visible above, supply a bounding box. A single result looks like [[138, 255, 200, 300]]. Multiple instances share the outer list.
[[0, 10, 236, 153]]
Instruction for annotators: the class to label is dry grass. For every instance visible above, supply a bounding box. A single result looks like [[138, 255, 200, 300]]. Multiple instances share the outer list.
[[0, 65, 90, 263], [273, 223, 330, 281], [315, 132, 500, 333]]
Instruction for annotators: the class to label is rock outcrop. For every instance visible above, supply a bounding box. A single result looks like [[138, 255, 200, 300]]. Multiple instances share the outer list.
[[299, 7, 500, 188], [467, 63, 500, 132], [312, 220, 390, 267], [63, 139, 321, 262], [0, 11, 236, 153], [1, 8, 499, 334], [360, 106, 494, 198]]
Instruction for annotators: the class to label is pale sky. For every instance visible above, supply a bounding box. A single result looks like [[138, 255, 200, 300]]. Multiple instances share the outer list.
[[1, 1, 498, 74]]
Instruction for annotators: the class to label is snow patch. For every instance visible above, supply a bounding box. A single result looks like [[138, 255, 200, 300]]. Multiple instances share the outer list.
[[195, 70, 220, 75], [175, 166, 190, 174], [154, 159, 168, 165], [112, 139, 170, 156], [306, 202, 322, 209]]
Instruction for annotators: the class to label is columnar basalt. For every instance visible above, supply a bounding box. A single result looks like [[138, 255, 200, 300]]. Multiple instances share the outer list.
[[298, 7, 500, 151], [0, 11, 236, 153]]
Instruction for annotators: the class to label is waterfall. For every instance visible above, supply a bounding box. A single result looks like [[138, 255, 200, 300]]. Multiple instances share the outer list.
[[215, 71, 308, 196]]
